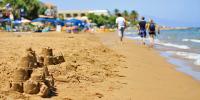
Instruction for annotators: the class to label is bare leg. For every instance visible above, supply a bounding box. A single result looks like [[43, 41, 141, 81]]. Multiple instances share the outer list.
[[69, 27, 74, 34], [120, 29, 124, 42], [142, 37, 146, 45], [149, 35, 154, 48], [118, 28, 124, 42]]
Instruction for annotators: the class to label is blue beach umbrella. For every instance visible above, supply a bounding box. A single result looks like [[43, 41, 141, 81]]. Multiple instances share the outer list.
[[0, 18, 12, 22], [32, 18, 64, 26], [12, 20, 22, 24], [64, 19, 84, 26], [45, 18, 55, 23], [32, 18, 48, 22], [54, 19, 65, 26], [44, 18, 64, 26]]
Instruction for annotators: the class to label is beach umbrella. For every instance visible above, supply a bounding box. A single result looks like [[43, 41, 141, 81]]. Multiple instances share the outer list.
[[32, 18, 65, 26], [45, 18, 65, 26], [0, 18, 11, 22], [64, 19, 84, 26], [32, 18, 48, 22], [21, 19, 31, 23], [54, 19, 65, 26], [32, 18, 58, 25], [12, 20, 21, 24], [45, 18, 54, 23], [31, 22, 44, 26]]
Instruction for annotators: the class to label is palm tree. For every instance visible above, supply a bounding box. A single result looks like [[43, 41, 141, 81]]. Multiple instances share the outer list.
[[123, 10, 129, 16], [130, 10, 138, 21], [123, 10, 129, 19], [114, 9, 120, 16]]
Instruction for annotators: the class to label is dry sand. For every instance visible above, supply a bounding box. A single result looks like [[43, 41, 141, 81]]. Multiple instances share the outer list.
[[0, 32, 200, 100]]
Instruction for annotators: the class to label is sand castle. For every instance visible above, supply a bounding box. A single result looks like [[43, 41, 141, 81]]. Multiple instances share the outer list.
[[9, 47, 65, 98]]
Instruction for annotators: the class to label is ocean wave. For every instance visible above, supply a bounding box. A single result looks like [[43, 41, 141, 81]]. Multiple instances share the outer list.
[[167, 51, 200, 66], [126, 36, 142, 40], [155, 41, 190, 49], [182, 39, 200, 43], [125, 32, 132, 35], [126, 36, 190, 49]]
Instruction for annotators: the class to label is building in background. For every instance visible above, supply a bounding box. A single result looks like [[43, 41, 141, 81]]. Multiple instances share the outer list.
[[39, 2, 57, 18], [44, 3, 57, 17], [57, 10, 111, 20]]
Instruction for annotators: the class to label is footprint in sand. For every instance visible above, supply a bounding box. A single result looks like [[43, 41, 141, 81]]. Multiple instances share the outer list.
[[94, 93, 104, 98]]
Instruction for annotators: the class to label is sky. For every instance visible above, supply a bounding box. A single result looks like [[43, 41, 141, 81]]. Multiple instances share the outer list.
[[41, 0, 200, 27]]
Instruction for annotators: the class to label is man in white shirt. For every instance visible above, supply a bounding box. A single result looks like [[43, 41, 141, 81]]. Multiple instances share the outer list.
[[116, 13, 126, 42]]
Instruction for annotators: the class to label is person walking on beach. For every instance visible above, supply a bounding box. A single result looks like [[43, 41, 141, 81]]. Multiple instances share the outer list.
[[137, 17, 147, 45], [116, 13, 126, 42], [147, 19, 160, 48]]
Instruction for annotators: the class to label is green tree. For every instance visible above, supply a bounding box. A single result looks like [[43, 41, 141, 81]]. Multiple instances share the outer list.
[[0, 0, 4, 7], [123, 10, 129, 17], [88, 9, 139, 27], [38, 5, 47, 16], [2, 0, 46, 19], [87, 13, 99, 24], [114, 8, 120, 16], [23, 0, 41, 19], [97, 16, 105, 27], [87, 13, 116, 27], [2, 0, 25, 18], [130, 10, 138, 21], [107, 15, 116, 27]]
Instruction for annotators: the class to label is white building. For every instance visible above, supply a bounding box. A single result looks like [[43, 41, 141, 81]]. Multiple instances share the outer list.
[[57, 10, 111, 20]]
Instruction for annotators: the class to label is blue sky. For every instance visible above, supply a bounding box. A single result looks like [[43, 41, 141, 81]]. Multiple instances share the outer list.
[[41, 0, 200, 27]]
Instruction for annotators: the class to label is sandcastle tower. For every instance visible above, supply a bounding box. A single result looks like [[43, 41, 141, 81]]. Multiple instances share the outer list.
[[18, 48, 38, 69], [9, 47, 65, 98], [41, 47, 65, 65], [10, 67, 53, 97]]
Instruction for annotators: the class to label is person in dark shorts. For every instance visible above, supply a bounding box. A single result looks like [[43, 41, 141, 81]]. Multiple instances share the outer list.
[[137, 17, 147, 45], [147, 19, 160, 48], [116, 13, 126, 42]]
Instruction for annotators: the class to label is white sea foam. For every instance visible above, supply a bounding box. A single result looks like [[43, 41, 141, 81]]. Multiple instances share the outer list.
[[182, 39, 189, 42], [126, 36, 142, 40], [127, 36, 190, 49], [195, 59, 200, 66], [182, 39, 200, 43], [167, 51, 200, 66], [125, 32, 132, 35], [155, 42, 190, 49]]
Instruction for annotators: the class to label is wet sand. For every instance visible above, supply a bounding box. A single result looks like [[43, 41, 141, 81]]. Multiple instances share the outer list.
[[0, 32, 200, 100], [96, 32, 200, 100]]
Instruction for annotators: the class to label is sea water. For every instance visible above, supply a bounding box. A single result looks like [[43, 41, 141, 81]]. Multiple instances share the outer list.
[[125, 28, 200, 80]]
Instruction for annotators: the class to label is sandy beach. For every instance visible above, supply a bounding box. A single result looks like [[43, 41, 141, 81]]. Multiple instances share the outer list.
[[0, 32, 200, 100]]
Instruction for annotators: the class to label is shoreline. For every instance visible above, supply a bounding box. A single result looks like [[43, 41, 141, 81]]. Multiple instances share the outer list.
[[95, 32, 200, 99], [160, 52, 200, 80], [125, 30, 200, 81]]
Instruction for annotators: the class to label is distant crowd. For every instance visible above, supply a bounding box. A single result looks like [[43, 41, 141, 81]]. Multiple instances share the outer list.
[[0, 18, 93, 33], [0, 3, 93, 33]]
